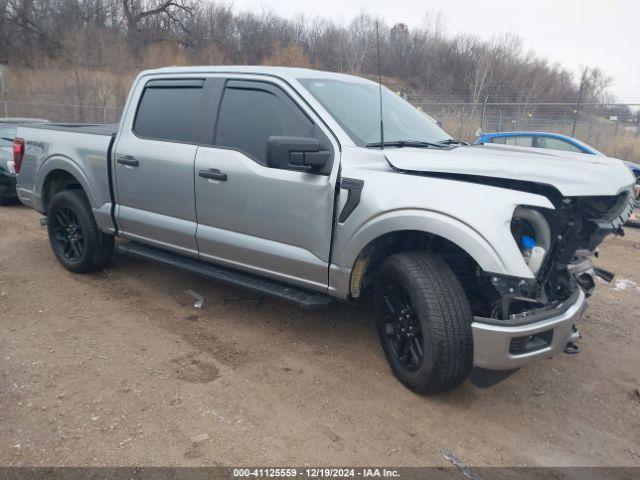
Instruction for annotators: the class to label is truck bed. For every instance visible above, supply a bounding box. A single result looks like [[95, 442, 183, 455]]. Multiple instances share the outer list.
[[15, 123, 116, 226]]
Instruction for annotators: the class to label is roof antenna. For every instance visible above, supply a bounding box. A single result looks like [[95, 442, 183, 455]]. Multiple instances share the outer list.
[[376, 21, 384, 149]]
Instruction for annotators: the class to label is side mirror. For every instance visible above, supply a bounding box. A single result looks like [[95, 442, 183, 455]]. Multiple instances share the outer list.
[[266, 136, 330, 172]]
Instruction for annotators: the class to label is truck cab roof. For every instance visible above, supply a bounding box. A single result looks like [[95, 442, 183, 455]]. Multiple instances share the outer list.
[[141, 65, 374, 84]]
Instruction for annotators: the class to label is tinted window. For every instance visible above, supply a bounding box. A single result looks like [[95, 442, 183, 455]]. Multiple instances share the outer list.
[[504, 136, 533, 147], [215, 87, 313, 163], [490, 137, 506, 144], [0, 125, 16, 148], [536, 136, 583, 153], [134, 86, 203, 143]]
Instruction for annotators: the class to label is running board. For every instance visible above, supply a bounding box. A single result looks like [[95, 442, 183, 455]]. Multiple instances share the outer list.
[[116, 241, 333, 310]]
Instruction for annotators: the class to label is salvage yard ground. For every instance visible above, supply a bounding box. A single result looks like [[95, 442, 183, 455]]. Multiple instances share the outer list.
[[1, 205, 639, 467]]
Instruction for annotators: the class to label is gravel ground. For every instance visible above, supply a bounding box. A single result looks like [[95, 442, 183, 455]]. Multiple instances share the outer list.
[[1, 205, 639, 467]]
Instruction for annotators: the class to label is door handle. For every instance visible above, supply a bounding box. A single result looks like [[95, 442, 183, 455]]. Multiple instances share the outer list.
[[199, 168, 227, 181], [116, 155, 139, 167]]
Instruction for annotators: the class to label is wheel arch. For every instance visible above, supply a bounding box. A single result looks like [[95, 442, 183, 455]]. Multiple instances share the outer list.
[[337, 211, 511, 300], [38, 158, 94, 214]]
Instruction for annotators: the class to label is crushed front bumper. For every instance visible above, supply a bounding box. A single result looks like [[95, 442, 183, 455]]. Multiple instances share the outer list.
[[471, 288, 587, 370]]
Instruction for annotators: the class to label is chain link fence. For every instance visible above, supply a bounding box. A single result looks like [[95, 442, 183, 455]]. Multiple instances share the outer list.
[[2, 97, 639, 160], [1, 100, 122, 124], [415, 101, 640, 160]]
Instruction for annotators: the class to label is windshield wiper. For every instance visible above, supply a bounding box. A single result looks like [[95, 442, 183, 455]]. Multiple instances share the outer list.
[[438, 138, 468, 146], [365, 140, 447, 149]]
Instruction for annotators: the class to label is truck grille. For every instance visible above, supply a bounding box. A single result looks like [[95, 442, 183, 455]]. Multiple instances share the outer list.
[[575, 188, 636, 230]]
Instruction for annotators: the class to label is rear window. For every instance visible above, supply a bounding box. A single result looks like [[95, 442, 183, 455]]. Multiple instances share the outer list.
[[536, 136, 583, 153], [133, 85, 203, 143]]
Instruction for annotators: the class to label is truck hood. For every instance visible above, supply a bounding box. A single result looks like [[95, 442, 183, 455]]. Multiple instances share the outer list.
[[385, 143, 635, 197]]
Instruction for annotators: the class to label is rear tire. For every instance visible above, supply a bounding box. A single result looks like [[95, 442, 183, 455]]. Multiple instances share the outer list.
[[374, 251, 474, 394], [47, 190, 114, 273]]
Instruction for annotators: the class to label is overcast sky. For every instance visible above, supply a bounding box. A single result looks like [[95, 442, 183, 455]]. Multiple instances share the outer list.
[[230, 0, 639, 103]]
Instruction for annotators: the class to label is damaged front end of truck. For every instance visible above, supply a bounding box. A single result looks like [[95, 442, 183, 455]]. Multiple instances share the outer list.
[[378, 145, 637, 381], [468, 185, 636, 382]]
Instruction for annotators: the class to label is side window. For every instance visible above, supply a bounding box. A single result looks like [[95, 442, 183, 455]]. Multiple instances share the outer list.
[[215, 86, 314, 164], [536, 136, 583, 153], [504, 136, 533, 147], [133, 83, 204, 143], [490, 137, 506, 144]]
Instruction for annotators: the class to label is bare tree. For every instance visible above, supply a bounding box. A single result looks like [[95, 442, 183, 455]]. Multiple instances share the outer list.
[[580, 66, 612, 103], [121, 0, 198, 55], [343, 11, 376, 73]]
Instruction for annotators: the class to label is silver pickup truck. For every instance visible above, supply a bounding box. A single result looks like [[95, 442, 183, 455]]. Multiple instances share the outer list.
[[13, 66, 636, 393]]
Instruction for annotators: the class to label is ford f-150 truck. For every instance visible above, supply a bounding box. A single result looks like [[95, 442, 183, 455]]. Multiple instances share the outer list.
[[13, 66, 637, 393]]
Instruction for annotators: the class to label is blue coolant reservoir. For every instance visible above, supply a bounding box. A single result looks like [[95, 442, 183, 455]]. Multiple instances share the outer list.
[[522, 235, 537, 250]]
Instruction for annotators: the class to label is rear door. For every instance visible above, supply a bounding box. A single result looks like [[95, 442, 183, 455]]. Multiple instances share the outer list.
[[113, 78, 216, 256], [194, 78, 339, 291]]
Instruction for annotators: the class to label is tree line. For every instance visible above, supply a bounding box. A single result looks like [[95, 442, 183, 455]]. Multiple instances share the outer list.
[[0, 0, 613, 106]]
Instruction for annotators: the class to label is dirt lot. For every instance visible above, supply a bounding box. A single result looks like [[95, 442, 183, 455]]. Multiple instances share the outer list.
[[1, 204, 639, 467]]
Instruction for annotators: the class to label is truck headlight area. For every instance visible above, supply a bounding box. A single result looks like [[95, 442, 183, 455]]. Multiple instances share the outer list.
[[511, 206, 552, 276]]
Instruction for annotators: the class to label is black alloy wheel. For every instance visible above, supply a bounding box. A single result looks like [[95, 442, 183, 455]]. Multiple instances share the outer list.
[[380, 283, 424, 372], [51, 206, 86, 261]]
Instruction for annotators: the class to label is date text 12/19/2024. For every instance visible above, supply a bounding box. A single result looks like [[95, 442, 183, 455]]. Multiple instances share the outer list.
[[232, 469, 400, 478]]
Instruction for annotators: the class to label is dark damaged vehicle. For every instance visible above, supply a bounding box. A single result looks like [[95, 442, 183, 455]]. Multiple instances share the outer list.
[[12, 67, 637, 393], [0, 118, 48, 204]]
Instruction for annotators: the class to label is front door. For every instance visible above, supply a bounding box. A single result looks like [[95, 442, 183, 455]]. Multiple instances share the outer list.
[[194, 79, 339, 291]]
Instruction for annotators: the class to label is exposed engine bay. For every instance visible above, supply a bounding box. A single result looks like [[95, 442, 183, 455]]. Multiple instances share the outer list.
[[480, 187, 636, 321]]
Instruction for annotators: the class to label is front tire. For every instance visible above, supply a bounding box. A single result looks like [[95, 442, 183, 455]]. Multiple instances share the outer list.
[[374, 251, 474, 394], [47, 189, 114, 273]]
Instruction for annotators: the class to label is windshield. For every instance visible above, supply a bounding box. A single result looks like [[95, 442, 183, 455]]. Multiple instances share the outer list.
[[299, 78, 451, 146]]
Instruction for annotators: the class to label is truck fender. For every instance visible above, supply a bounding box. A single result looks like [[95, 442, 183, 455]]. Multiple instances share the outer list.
[[36, 155, 97, 213], [335, 209, 525, 279]]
